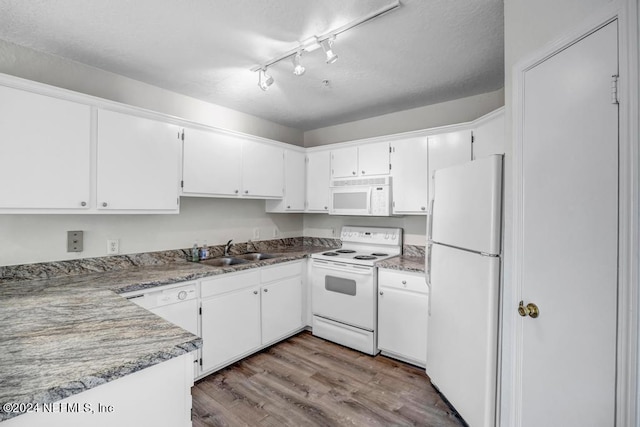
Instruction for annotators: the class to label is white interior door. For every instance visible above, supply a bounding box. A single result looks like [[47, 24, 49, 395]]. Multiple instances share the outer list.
[[516, 21, 618, 427]]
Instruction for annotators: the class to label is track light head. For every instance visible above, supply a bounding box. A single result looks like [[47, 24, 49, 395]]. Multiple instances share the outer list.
[[292, 52, 305, 76], [258, 68, 274, 91], [320, 38, 338, 64]]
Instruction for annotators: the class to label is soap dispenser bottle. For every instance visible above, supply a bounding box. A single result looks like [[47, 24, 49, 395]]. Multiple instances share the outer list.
[[200, 241, 209, 260], [191, 241, 200, 262]]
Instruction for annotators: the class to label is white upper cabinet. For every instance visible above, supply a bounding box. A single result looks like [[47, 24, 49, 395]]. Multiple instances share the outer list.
[[390, 137, 429, 215], [358, 141, 390, 176], [97, 109, 181, 212], [305, 150, 331, 212], [0, 85, 91, 210], [472, 108, 505, 160], [330, 142, 390, 179], [330, 146, 358, 178], [265, 149, 305, 212], [182, 127, 243, 197], [427, 129, 472, 209], [241, 140, 284, 199]]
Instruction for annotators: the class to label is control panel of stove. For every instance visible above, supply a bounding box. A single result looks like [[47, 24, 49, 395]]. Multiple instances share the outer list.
[[340, 226, 402, 246]]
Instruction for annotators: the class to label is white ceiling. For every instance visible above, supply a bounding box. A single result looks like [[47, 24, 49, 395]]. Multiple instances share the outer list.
[[0, 0, 504, 131]]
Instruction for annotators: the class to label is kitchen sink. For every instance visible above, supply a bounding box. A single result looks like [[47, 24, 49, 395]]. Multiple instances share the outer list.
[[236, 252, 279, 261], [200, 257, 249, 267]]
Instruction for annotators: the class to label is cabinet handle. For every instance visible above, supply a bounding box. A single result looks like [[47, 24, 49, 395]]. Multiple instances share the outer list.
[[264, 289, 268, 293], [287, 205, 291, 209], [324, 206, 328, 210], [253, 290, 258, 295], [421, 206, 426, 211], [244, 190, 249, 194], [235, 190, 239, 194], [402, 280, 407, 285], [352, 171, 356, 175], [362, 170, 365, 175], [80, 201, 87, 207], [379, 291, 384, 295], [102, 202, 108, 207]]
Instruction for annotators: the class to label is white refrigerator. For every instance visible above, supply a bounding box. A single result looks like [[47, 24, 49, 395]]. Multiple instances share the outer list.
[[426, 154, 503, 427]]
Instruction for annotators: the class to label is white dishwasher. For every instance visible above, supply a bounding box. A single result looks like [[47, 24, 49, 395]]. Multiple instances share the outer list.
[[122, 281, 199, 336]]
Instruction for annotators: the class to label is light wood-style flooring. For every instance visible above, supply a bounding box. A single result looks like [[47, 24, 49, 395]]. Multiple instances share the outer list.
[[192, 331, 464, 426]]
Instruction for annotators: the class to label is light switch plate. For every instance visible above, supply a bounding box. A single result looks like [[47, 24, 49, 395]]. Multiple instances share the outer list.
[[67, 231, 83, 252]]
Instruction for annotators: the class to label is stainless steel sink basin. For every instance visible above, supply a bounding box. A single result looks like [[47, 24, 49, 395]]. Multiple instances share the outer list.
[[237, 253, 279, 261], [200, 257, 249, 267]]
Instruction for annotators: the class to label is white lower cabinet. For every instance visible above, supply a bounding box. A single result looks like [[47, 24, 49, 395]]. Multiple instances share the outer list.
[[200, 271, 262, 373], [199, 261, 303, 377], [377, 269, 429, 367]]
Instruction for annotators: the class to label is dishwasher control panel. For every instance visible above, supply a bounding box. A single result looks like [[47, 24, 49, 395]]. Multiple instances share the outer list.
[[123, 282, 197, 310]]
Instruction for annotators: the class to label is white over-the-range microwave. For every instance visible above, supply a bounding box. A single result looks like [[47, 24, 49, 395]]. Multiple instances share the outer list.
[[329, 176, 394, 216]]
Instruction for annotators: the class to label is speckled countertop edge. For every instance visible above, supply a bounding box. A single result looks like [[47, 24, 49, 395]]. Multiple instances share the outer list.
[[0, 244, 330, 422], [376, 255, 426, 273]]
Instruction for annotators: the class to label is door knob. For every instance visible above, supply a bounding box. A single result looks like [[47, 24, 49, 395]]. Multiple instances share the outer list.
[[518, 300, 539, 318]]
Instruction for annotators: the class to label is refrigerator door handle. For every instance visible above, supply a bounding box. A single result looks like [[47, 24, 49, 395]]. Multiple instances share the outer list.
[[426, 198, 435, 241]]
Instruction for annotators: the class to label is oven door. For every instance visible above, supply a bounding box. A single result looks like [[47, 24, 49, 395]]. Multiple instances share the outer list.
[[311, 259, 375, 330], [329, 186, 371, 216]]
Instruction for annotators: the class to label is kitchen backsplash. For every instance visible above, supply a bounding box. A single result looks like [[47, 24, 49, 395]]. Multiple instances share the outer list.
[[0, 237, 342, 283], [0, 239, 425, 283]]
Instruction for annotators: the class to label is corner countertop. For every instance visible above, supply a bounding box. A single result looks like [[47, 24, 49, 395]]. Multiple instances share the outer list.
[[376, 255, 426, 273], [0, 245, 326, 422]]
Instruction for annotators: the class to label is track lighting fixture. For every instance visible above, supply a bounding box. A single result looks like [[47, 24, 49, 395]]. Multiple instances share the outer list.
[[292, 52, 305, 76], [258, 68, 274, 91], [251, 0, 400, 90], [320, 38, 338, 64]]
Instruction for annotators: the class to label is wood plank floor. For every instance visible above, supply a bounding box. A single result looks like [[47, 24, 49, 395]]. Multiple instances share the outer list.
[[192, 331, 464, 426]]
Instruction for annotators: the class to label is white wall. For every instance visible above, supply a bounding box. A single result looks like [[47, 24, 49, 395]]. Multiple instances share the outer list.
[[304, 88, 504, 146], [501, 0, 618, 425], [0, 39, 304, 146], [0, 198, 303, 266], [304, 215, 426, 247]]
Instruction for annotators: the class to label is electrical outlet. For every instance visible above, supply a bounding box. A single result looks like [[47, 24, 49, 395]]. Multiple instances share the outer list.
[[253, 228, 260, 240], [107, 239, 120, 255], [67, 231, 83, 252]]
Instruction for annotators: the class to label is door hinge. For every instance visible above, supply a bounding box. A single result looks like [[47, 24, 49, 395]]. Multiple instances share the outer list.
[[181, 130, 185, 141], [611, 74, 619, 104], [199, 358, 202, 366], [389, 163, 392, 170], [177, 197, 179, 206], [199, 307, 202, 315], [180, 180, 184, 188], [389, 146, 392, 153], [471, 133, 475, 143]]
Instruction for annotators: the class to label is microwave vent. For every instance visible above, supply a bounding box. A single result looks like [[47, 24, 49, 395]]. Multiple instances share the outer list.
[[331, 176, 390, 187]]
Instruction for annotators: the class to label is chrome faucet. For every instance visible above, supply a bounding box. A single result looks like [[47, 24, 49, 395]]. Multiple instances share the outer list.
[[224, 239, 233, 256]]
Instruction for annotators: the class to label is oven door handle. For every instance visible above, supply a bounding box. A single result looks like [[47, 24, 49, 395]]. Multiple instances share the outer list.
[[312, 263, 373, 275]]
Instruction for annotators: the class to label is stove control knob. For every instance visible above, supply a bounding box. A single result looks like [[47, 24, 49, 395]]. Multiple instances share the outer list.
[[384, 233, 389, 239]]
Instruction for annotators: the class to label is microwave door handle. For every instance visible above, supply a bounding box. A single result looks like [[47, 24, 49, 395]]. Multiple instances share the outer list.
[[367, 187, 373, 214]]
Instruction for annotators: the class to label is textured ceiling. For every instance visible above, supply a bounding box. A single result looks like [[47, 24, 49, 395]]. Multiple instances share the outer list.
[[0, 0, 504, 131]]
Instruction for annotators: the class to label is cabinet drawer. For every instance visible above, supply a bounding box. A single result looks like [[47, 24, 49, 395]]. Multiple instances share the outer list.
[[378, 269, 427, 294], [200, 269, 260, 298], [261, 260, 302, 283]]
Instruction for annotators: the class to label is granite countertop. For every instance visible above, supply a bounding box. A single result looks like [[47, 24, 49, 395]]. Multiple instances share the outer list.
[[376, 255, 426, 273], [0, 244, 327, 422]]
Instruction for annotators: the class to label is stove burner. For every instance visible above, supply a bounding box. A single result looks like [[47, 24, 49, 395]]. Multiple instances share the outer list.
[[354, 255, 377, 260], [371, 253, 388, 257], [336, 249, 356, 254], [322, 252, 340, 256]]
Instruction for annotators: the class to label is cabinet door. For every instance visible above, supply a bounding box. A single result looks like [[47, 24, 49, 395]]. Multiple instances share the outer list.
[[200, 286, 261, 373], [378, 285, 428, 365], [265, 149, 305, 212], [0, 85, 91, 209], [472, 110, 505, 160], [242, 140, 284, 198], [358, 141, 390, 176], [306, 151, 331, 212], [330, 146, 358, 178], [97, 109, 181, 211], [182, 128, 242, 196], [262, 276, 302, 345], [391, 137, 428, 214], [427, 129, 471, 209]]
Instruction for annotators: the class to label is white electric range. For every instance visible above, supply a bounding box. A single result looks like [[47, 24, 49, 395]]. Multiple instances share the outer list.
[[310, 226, 403, 355]]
